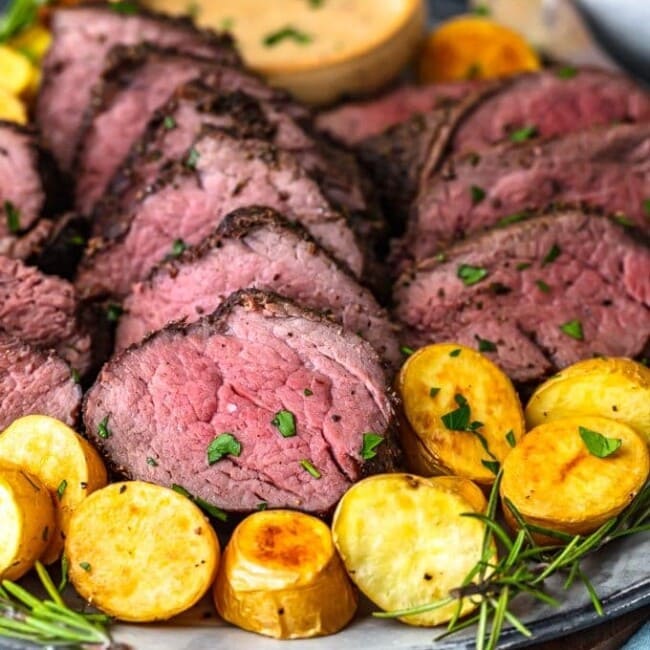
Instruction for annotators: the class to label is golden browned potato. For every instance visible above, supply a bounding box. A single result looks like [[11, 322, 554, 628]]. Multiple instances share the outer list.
[[0, 468, 55, 580], [0, 415, 107, 564], [214, 509, 357, 639], [397, 343, 525, 485], [66, 481, 219, 622], [332, 473, 493, 627], [0, 45, 34, 96], [418, 15, 540, 83], [526, 358, 650, 445], [501, 416, 649, 541], [0, 86, 27, 124]]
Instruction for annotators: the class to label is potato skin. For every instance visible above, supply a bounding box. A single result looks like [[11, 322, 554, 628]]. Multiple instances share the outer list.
[[0, 468, 55, 580], [397, 343, 525, 484], [0, 415, 107, 564], [332, 473, 493, 627], [66, 481, 219, 622], [501, 416, 649, 540], [214, 509, 357, 639], [526, 358, 650, 445]]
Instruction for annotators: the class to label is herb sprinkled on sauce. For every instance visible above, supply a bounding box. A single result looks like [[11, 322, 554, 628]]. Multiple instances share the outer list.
[[263, 26, 312, 47]]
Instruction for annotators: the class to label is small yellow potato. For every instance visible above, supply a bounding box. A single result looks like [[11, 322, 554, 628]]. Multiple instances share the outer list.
[[0, 415, 107, 564], [66, 481, 219, 622], [9, 25, 52, 64], [501, 417, 649, 541], [214, 509, 357, 639], [0, 468, 55, 580], [418, 16, 540, 83], [526, 358, 650, 445], [0, 86, 27, 124], [397, 343, 525, 485], [0, 45, 35, 96], [332, 473, 493, 627]]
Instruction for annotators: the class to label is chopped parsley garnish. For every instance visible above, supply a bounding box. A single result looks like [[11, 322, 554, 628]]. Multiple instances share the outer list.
[[535, 279, 551, 293], [56, 480, 67, 501], [497, 211, 529, 227], [219, 17, 234, 30], [613, 214, 634, 227], [441, 394, 471, 431], [172, 484, 227, 521], [168, 238, 187, 258], [642, 199, 650, 218], [257, 501, 268, 511], [303, 388, 313, 396], [481, 460, 500, 475], [109, 1, 138, 14], [560, 319, 584, 341], [429, 387, 441, 398], [4, 201, 20, 233], [470, 185, 486, 205], [146, 457, 158, 467], [70, 368, 81, 384], [473, 3, 490, 15], [542, 243, 561, 266], [579, 426, 621, 458], [509, 125, 538, 143], [360, 432, 384, 460], [185, 147, 200, 169], [450, 348, 462, 357], [59, 555, 69, 592], [457, 264, 488, 286], [556, 66, 578, 79], [79, 562, 92, 572], [186, 2, 200, 19], [271, 410, 296, 437], [400, 345, 415, 356], [299, 459, 321, 478], [68, 234, 86, 246], [106, 303, 123, 322], [465, 63, 482, 80], [263, 26, 312, 47], [308, 0, 325, 7], [433, 252, 447, 263], [516, 262, 532, 271], [163, 115, 176, 130], [476, 336, 497, 352], [207, 433, 242, 465], [505, 430, 516, 448], [97, 416, 112, 439]]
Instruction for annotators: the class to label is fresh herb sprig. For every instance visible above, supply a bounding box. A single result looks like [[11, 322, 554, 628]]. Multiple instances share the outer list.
[[0, 561, 113, 648], [375, 474, 650, 650]]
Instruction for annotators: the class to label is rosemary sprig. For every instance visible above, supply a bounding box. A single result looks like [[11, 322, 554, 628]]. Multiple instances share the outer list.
[[376, 474, 650, 649], [0, 561, 114, 648]]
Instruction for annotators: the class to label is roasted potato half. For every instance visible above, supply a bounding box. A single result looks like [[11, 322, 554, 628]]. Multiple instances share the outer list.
[[501, 417, 649, 541], [0, 415, 107, 564], [0, 468, 55, 580], [214, 509, 357, 639], [397, 343, 525, 485], [66, 481, 219, 622], [332, 473, 493, 627], [0, 85, 27, 124], [526, 358, 650, 444]]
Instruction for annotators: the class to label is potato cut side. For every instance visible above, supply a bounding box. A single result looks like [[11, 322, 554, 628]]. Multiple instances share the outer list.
[[501, 416, 649, 539], [0, 415, 107, 564], [0, 468, 55, 580], [526, 358, 650, 444], [214, 509, 357, 639], [0, 45, 34, 96], [66, 481, 219, 622], [0, 86, 27, 124], [332, 473, 492, 627], [397, 343, 525, 484], [418, 16, 540, 83]]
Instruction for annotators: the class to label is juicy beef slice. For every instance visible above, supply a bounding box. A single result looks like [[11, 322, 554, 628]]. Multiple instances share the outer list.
[[36, 2, 238, 171], [0, 255, 92, 374], [404, 122, 650, 263], [115, 206, 400, 367], [84, 289, 398, 514], [0, 330, 81, 429], [315, 80, 481, 145], [394, 210, 650, 384], [75, 129, 366, 299]]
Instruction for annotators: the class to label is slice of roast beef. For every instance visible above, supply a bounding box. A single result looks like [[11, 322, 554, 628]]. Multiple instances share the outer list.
[[0, 255, 92, 374], [99, 81, 375, 239], [404, 122, 650, 262], [394, 210, 650, 385], [0, 330, 81, 429], [315, 80, 480, 145], [75, 129, 366, 299], [0, 121, 68, 260], [84, 289, 398, 514], [37, 2, 238, 170], [115, 206, 400, 366]]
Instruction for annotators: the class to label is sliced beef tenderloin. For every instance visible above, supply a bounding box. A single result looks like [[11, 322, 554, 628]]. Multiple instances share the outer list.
[[0, 330, 81, 429], [37, 2, 238, 170], [0, 121, 68, 260], [315, 80, 480, 145], [84, 289, 398, 514], [76, 129, 366, 299], [394, 210, 650, 385], [404, 122, 650, 263], [115, 206, 400, 366], [0, 255, 92, 374]]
